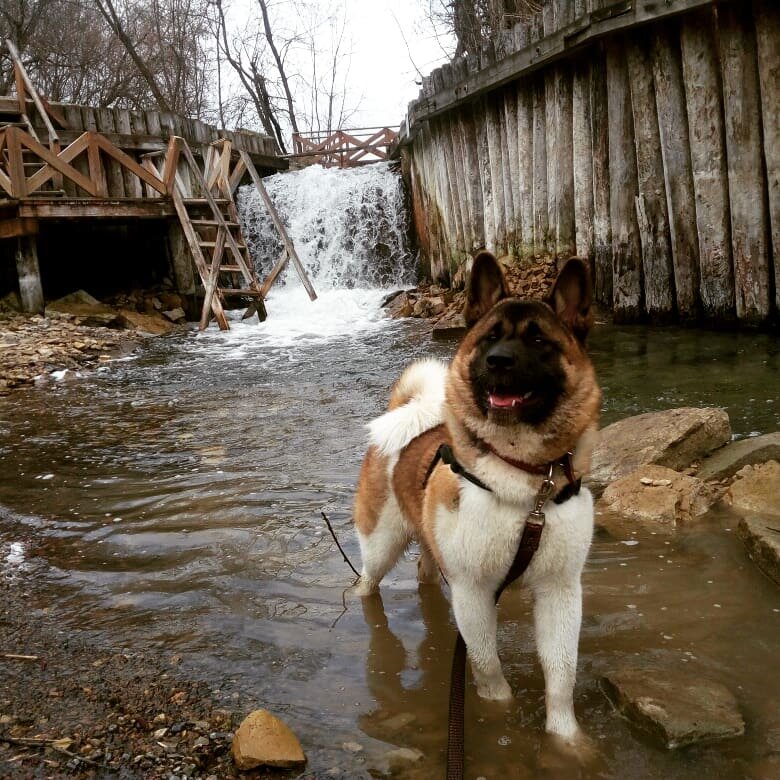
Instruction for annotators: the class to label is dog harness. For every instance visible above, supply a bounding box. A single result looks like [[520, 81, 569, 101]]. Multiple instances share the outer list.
[[423, 442, 581, 780]]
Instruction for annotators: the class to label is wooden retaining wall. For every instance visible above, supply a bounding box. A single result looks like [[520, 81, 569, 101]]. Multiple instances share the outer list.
[[401, 0, 778, 325]]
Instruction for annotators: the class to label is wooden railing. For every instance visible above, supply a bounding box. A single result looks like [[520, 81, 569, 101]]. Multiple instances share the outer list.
[[290, 126, 399, 167]]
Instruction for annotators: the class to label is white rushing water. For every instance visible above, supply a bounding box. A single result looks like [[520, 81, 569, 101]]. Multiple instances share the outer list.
[[233, 162, 415, 343]]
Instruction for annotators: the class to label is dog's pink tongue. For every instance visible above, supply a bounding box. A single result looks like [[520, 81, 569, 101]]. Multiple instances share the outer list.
[[489, 393, 525, 409]]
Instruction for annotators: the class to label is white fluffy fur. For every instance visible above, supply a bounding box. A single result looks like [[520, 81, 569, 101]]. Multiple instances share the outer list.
[[367, 358, 448, 455]]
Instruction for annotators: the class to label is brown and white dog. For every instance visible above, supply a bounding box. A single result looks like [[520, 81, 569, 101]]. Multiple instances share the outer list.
[[353, 251, 601, 741]]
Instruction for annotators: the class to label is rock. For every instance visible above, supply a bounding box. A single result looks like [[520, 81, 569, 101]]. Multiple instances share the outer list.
[[50, 289, 102, 306], [231, 709, 305, 770], [412, 298, 430, 317], [385, 291, 413, 318], [598, 465, 716, 526], [0, 292, 21, 312], [601, 668, 744, 749], [162, 307, 186, 323], [385, 747, 424, 765], [432, 310, 466, 341], [428, 296, 446, 316], [725, 461, 780, 520], [589, 408, 731, 494], [698, 433, 780, 482], [118, 309, 175, 335], [738, 516, 780, 585], [47, 300, 123, 328]]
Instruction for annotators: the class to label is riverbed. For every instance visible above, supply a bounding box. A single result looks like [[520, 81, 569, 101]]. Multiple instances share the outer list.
[[1, 284, 778, 778]]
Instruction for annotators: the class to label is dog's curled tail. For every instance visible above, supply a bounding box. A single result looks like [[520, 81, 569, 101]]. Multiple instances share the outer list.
[[367, 358, 448, 456]]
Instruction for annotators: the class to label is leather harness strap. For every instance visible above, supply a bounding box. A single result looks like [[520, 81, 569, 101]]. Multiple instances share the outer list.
[[425, 443, 580, 780]]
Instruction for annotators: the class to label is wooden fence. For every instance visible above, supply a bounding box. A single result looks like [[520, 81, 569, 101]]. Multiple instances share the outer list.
[[290, 127, 399, 167], [401, 0, 778, 325]]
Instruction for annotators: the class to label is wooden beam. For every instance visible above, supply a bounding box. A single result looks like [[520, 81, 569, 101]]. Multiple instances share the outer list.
[[18, 130, 98, 196], [239, 150, 317, 302], [0, 216, 37, 238], [260, 248, 290, 297], [17, 199, 175, 219], [91, 132, 167, 194], [5, 127, 26, 197]]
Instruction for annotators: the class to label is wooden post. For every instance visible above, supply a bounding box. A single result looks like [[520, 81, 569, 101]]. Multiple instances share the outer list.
[[719, 3, 770, 324], [626, 34, 675, 320], [652, 22, 700, 320], [516, 79, 534, 257], [502, 88, 519, 255], [459, 105, 485, 251], [486, 93, 506, 256], [167, 221, 198, 320], [606, 39, 643, 321], [754, 0, 780, 312], [680, 10, 734, 321], [476, 98, 496, 253], [532, 76, 548, 252], [96, 108, 124, 197], [573, 57, 594, 259], [15, 235, 44, 315], [591, 43, 612, 306]]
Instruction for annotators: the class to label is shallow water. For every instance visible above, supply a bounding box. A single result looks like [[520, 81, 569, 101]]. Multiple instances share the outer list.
[[1, 290, 779, 779]]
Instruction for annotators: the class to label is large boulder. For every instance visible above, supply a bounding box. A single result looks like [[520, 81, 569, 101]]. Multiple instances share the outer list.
[[231, 709, 306, 770], [726, 461, 780, 520], [118, 309, 175, 336], [589, 407, 731, 494], [601, 667, 744, 749], [598, 465, 716, 527], [698, 433, 780, 482], [738, 516, 780, 586]]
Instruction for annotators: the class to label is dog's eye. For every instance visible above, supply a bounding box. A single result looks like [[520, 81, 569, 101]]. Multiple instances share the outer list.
[[486, 325, 501, 342]]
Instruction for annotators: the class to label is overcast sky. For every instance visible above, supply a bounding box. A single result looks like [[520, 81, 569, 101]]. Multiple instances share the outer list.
[[342, 0, 454, 127]]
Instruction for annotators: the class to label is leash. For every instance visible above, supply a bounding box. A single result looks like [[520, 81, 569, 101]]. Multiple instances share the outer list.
[[321, 511, 360, 578]]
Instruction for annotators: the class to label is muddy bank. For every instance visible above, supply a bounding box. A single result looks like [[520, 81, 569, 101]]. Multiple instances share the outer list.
[[0, 552, 283, 780], [0, 288, 189, 396]]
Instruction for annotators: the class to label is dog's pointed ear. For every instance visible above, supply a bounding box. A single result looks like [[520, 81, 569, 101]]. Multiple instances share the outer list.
[[547, 258, 594, 342], [464, 251, 509, 328]]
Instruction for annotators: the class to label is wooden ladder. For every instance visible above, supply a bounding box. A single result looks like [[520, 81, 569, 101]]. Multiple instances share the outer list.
[[151, 136, 268, 330]]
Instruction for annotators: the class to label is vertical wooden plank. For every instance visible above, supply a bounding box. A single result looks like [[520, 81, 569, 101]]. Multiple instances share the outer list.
[[532, 76, 548, 253], [87, 133, 108, 197], [606, 39, 643, 321], [459, 104, 485, 250], [516, 79, 534, 257], [5, 128, 26, 197], [591, 42, 612, 306], [61, 106, 82, 197], [95, 108, 124, 197], [573, 57, 594, 259], [486, 93, 507, 256], [719, 3, 770, 324], [476, 97, 497, 254], [130, 111, 148, 136], [680, 9, 734, 321], [627, 33, 675, 320], [80, 106, 98, 131], [115, 109, 132, 135], [450, 109, 474, 252], [145, 110, 162, 137], [503, 85, 520, 255], [753, 0, 779, 313], [652, 22, 700, 320]]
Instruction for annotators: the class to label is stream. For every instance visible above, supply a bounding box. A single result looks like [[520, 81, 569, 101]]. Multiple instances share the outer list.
[[1, 163, 779, 778]]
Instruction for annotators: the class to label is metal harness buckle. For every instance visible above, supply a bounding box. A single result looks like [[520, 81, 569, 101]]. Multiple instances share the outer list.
[[526, 462, 556, 527]]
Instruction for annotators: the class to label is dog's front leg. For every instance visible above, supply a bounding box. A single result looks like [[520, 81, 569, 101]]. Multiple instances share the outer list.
[[451, 581, 512, 701], [532, 581, 582, 739]]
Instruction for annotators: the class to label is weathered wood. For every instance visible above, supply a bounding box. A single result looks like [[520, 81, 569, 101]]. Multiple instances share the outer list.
[[449, 110, 472, 252], [17, 199, 175, 219], [515, 79, 534, 255], [167, 220, 197, 300], [240, 150, 317, 302], [754, 0, 780, 311], [15, 234, 44, 314], [679, 9, 734, 320], [486, 94, 506, 256], [458, 105, 485, 250], [502, 88, 519, 253], [626, 33, 675, 320], [476, 99, 496, 253], [606, 39, 642, 321], [651, 22, 700, 319], [5, 125, 25, 196], [719, 4, 770, 324], [572, 57, 593, 259], [259, 248, 290, 297], [0, 216, 37, 239], [95, 108, 125, 197]]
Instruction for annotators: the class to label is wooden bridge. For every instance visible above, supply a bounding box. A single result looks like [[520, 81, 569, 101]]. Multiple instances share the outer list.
[[0, 42, 315, 330], [290, 126, 399, 168]]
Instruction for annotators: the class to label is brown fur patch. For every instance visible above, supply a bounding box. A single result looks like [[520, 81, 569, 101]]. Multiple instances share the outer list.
[[353, 446, 389, 535]]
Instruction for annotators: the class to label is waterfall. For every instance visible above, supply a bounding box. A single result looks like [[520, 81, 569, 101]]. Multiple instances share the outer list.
[[237, 162, 416, 291]]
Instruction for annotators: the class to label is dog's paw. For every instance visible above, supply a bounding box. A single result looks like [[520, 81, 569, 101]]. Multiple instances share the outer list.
[[476, 676, 513, 701], [544, 728, 601, 768]]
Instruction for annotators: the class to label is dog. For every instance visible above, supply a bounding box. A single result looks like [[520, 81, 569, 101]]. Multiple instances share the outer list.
[[352, 250, 601, 741]]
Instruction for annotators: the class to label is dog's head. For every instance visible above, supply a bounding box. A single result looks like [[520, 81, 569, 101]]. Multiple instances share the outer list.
[[448, 251, 601, 458]]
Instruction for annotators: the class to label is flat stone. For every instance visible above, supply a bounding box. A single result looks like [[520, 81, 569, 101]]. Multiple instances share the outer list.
[[432, 310, 466, 341], [737, 516, 780, 586], [50, 289, 102, 307], [725, 461, 780, 520], [385, 290, 413, 318], [162, 307, 186, 323], [589, 407, 731, 494], [601, 668, 744, 749], [118, 309, 175, 336], [698, 433, 780, 482], [231, 709, 305, 770], [46, 301, 123, 328], [598, 465, 716, 527]]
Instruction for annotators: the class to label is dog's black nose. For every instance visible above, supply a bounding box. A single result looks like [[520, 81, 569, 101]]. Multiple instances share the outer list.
[[485, 344, 516, 370]]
